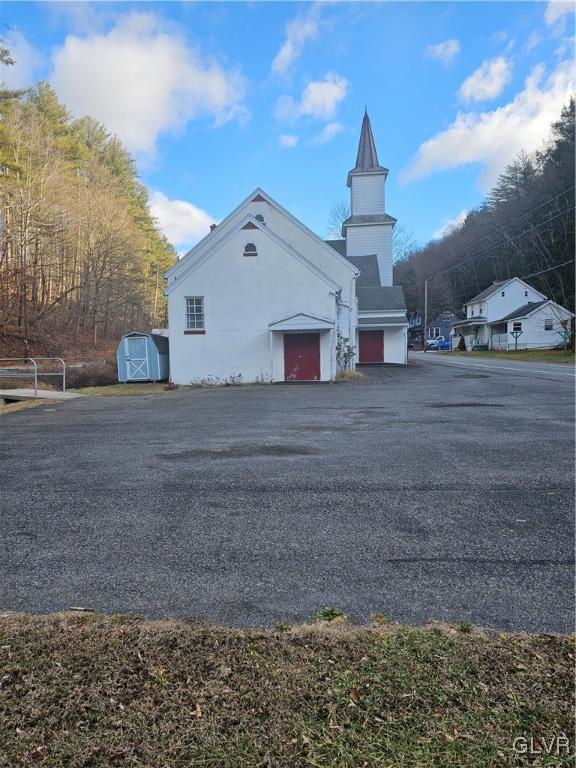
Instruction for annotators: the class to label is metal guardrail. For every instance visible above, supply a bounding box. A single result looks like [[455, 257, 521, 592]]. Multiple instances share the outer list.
[[0, 357, 66, 396]]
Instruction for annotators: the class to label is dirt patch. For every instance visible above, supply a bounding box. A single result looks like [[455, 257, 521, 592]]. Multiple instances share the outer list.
[[160, 444, 318, 460], [0, 612, 573, 767]]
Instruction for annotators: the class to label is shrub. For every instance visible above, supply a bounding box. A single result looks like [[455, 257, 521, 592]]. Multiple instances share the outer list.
[[67, 360, 117, 389], [314, 607, 347, 623], [457, 336, 467, 351], [335, 369, 365, 381]]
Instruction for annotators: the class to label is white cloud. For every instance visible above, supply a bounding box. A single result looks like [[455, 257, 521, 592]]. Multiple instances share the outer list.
[[276, 73, 348, 122], [425, 39, 461, 66], [459, 57, 512, 103], [279, 133, 299, 148], [149, 190, 215, 247], [401, 59, 575, 188], [433, 209, 469, 240], [525, 32, 542, 52], [544, 0, 575, 27], [272, 5, 320, 75], [308, 121, 343, 146], [50, 12, 248, 155], [0, 31, 42, 88]]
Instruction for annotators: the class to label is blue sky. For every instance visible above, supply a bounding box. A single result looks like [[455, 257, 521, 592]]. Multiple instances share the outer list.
[[2, 1, 574, 253]]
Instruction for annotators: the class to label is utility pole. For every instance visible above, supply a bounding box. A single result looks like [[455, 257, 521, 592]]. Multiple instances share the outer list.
[[423, 279, 428, 352]]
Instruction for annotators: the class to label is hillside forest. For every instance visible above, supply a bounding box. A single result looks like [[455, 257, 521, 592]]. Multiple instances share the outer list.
[[0, 47, 176, 359], [394, 99, 575, 321], [1, 40, 573, 362]]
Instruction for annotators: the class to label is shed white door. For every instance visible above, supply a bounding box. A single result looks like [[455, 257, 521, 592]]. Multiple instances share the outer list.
[[125, 337, 149, 380]]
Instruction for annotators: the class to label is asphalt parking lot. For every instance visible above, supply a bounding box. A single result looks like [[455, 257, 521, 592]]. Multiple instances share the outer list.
[[1, 356, 574, 632]]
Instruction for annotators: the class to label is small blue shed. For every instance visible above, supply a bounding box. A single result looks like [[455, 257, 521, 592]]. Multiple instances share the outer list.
[[117, 332, 169, 382]]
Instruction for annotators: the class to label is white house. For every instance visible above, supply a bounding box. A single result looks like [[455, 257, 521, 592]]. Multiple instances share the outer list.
[[451, 277, 573, 351], [165, 111, 408, 384]]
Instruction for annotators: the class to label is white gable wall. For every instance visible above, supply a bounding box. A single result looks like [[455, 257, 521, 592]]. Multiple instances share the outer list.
[[466, 279, 546, 320], [167, 226, 340, 384], [346, 224, 393, 286], [168, 194, 356, 303], [351, 174, 385, 215]]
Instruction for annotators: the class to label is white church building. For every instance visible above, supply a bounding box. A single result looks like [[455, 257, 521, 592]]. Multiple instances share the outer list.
[[165, 112, 408, 384]]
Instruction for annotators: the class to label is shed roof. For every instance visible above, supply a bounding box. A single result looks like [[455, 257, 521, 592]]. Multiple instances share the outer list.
[[150, 333, 169, 355], [123, 332, 169, 355]]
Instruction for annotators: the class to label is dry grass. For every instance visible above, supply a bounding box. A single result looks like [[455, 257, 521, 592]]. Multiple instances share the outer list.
[[335, 369, 366, 381], [0, 398, 53, 416], [72, 382, 170, 396], [443, 349, 575, 364], [0, 613, 573, 767]]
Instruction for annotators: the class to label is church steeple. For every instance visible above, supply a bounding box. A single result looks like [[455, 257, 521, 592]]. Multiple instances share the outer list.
[[343, 110, 396, 286], [347, 109, 388, 187]]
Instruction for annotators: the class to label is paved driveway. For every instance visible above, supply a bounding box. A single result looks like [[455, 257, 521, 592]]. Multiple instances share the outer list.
[[1, 358, 574, 632]]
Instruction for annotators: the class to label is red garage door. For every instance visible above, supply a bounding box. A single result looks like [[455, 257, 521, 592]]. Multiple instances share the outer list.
[[284, 333, 321, 381], [359, 330, 384, 363]]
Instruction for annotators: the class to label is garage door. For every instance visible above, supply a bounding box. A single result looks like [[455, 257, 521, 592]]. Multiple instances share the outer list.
[[358, 330, 384, 363], [284, 333, 320, 381]]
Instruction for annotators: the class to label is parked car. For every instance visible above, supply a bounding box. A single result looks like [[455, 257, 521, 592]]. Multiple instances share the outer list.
[[427, 337, 451, 350]]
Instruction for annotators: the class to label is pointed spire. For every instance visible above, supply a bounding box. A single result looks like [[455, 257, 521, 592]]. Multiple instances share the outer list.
[[347, 109, 387, 186], [354, 109, 380, 171]]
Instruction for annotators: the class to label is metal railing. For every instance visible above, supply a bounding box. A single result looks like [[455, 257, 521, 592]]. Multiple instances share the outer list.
[[0, 357, 66, 396]]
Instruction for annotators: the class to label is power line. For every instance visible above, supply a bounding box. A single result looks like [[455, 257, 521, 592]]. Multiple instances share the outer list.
[[519, 259, 575, 281], [421, 186, 575, 279], [428, 203, 575, 279]]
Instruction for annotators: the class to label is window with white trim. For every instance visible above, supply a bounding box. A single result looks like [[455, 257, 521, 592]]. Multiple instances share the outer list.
[[512, 321, 522, 332], [185, 297, 204, 329], [243, 242, 257, 257], [427, 327, 441, 338], [544, 318, 553, 331]]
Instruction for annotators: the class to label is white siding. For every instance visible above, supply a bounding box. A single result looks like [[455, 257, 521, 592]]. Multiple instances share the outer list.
[[351, 174, 385, 215], [167, 227, 339, 384], [492, 304, 573, 349], [169, 196, 356, 304], [464, 279, 546, 321], [346, 224, 393, 286], [354, 326, 407, 364]]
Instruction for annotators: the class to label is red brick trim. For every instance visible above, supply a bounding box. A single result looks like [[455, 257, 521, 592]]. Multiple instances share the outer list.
[[251, 194, 266, 202], [241, 221, 258, 230], [184, 330, 206, 335]]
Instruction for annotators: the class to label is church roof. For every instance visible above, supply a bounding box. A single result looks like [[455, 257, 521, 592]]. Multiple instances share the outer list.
[[324, 243, 382, 287], [342, 213, 397, 230], [343, 254, 381, 286], [357, 285, 406, 312], [347, 110, 388, 186], [324, 239, 346, 256]]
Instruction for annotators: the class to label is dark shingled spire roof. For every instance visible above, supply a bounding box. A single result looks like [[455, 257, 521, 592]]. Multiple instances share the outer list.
[[347, 109, 388, 186], [355, 109, 379, 169]]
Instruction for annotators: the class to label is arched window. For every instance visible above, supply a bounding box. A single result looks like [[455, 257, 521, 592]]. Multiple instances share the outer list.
[[243, 243, 257, 257]]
